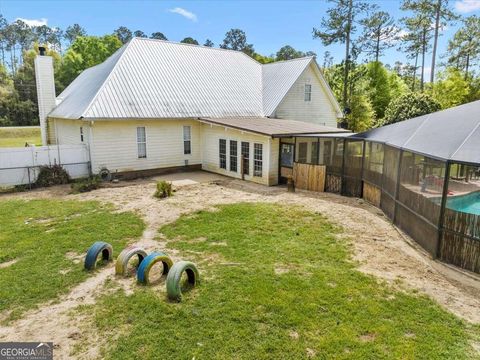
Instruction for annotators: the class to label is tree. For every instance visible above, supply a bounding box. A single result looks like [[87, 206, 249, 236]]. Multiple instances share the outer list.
[[65, 24, 87, 44], [114, 26, 132, 44], [428, 68, 471, 109], [359, 9, 398, 62], [363, 62, 392, 120], [133, 30, 147, 38], [150, 32, 167, 40], [253, 53, 274, 64], [276, 45, 303, 61], [384, 92, 440, 124], [58, 35, 122, 87], [180, 37, 199, 45], [220, 29, 254, 56], [203, 39, 214, 47], [346, 94, 375, 131], [447, 15, 480, 78], [313, 0, 371, 110], [402, 0, 458, 83], [0, 15, 7, 66]]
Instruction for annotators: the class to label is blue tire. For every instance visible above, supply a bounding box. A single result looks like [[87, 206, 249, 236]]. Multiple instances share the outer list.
[[84, 241, 113, 270], [136, 251, 173, 285]]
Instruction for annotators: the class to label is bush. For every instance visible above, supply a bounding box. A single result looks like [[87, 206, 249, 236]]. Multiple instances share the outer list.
[[71, 176, 101, 193], [35, 164, 70, 187], [154, 180, 173, 199], [384, 92, 441, 125]]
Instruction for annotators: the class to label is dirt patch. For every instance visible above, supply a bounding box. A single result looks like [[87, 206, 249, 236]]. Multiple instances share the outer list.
[[359, 333, 377, 342], [0, 259, 18, 269], [1, 174, 480, 359]]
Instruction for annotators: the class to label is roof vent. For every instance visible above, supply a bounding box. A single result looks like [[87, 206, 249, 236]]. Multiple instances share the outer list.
[[39, 46, 46, 56]]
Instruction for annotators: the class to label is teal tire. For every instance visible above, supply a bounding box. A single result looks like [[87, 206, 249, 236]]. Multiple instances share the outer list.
[[84, 241, 113, 270], [136, 252, 173, 285], [166, 261, 199, 301]]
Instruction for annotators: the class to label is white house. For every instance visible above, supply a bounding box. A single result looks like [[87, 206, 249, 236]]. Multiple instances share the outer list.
[[35, 38, 347, 185]]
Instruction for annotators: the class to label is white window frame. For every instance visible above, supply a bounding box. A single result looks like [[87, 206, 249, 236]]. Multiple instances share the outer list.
[[230, 140, 238, 172], [304, 84, 312, 102], [137, 127, 147, 159], [219, 139, 227, 169], [80, 126, 84, 142], [254, 143, 263, 177], [183, 126, 191, 155]]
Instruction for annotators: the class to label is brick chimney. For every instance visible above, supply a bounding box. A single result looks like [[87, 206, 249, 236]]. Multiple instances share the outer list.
[[34, 46, 56, 146]]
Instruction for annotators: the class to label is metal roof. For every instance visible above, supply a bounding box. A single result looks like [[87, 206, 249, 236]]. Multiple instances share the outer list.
[[49, 38, 341, 120], [198, 116, 349, 137], [352, 100, 480, 164]]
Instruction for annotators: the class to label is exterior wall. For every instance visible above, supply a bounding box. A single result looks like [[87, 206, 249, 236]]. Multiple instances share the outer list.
[[89, 119, 201, 173], [273, 64, 338, 127], [200, 123, 276, 185]]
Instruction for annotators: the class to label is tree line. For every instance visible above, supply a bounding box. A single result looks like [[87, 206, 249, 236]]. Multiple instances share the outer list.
[[0, 0, 479, 131]]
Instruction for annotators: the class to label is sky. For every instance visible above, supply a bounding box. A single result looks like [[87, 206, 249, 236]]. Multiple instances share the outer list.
[[1, 0, 480, 78]]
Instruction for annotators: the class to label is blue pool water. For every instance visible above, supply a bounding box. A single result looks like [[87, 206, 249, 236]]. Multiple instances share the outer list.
[[446, 191, 480, 215]]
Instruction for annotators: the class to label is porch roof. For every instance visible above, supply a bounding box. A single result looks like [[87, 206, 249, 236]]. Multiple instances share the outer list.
[[198, 117, 349, 138]]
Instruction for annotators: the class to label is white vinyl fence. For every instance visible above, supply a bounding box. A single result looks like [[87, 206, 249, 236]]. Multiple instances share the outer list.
[[0, 145, 90, 187]]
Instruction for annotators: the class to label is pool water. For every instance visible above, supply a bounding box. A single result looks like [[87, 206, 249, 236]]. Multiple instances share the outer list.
[[446, 191, 480, 215]]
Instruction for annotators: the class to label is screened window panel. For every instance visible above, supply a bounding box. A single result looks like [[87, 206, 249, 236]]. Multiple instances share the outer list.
[[311, 141, 319, 164], [298, 142, 308, 163]]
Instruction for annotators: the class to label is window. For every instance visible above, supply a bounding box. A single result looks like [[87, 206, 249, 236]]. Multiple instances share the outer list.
[[80, 127, 84, 142], [183, 126, 191, 155], [280, 143, 294, 168], [137, 127, 147, 158], [241, 142, 250, 175], [304, 84, 312, 101], [254, 143, 263, 177], [298, 142, 308, 163], [311, 141, 319, 164], [219, 139, 226, 169], [230, 140, 238, 172]]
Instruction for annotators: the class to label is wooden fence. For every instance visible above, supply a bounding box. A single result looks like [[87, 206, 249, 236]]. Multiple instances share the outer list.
[[293, 163, 325, 192]]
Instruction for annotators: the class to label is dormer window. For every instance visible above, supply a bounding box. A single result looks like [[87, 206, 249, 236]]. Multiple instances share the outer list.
[[304, 84, 312, 102]]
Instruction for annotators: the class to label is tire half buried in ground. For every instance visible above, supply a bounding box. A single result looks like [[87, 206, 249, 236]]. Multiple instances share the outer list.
[[166, 261, 199, 301], [136, 252, 173, 285], [115, 246, 148, 276], [84, 241, 113, 270]]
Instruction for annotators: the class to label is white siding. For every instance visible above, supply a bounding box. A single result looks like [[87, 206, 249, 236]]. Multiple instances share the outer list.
[[90, 120, 201, 173], [200, 123, 277, 185], [273, 64, 338, 127]]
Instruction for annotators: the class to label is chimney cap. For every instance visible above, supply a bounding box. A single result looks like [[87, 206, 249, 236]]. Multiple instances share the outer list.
[[39, 46, 46, 56]]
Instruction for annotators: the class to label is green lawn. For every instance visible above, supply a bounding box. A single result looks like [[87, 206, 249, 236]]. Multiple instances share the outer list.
[[0, 199, 144, 320], [86, 203, 479, 359], [0, 126, 41, 147]]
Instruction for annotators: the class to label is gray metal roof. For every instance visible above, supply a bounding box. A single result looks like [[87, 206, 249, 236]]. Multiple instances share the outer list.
[[352, 100, 480, 164], [198, 116, 349, 137], [49, 38, 341, 120]]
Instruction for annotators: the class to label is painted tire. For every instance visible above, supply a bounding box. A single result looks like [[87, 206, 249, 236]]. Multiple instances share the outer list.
[[84, 241, 113, 270], [166, 261, 199, 301], [115, 246, 148, 276], [136, 252, 173, 285]]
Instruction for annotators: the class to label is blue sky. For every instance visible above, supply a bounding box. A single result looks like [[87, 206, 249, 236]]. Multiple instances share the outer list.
[[1, 0, 480, 77]]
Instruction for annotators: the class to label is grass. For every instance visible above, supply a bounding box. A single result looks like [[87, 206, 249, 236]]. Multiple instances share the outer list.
[[85, 203, 479, 359], [0, 199, 144, 320], [0, 126, 41, 147]]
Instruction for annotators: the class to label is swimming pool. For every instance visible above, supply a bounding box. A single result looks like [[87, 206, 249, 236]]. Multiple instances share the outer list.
[[446, 191, 480, 215]]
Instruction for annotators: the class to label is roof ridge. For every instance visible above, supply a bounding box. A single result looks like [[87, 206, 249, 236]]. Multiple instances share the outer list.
[[262, 56, 314, 66], [449, 120, 480, 160], [80, 41, 133, 118]]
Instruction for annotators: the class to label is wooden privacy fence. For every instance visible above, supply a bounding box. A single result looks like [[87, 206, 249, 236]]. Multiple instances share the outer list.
[[292, 163, 325, 192]]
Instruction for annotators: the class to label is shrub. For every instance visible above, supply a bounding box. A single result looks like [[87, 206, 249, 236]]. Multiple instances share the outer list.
[[384, 92, 441, 125], [154, 180, 173, 199], [35, 164, 70, 187], [71, 176, 101, 193]]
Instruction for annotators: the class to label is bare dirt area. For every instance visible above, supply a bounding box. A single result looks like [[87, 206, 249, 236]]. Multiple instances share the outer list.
[[1, 171, 480, 359]]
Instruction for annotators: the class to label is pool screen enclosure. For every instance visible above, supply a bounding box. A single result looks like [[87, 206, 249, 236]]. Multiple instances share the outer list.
[[293, 101, 480, 273]]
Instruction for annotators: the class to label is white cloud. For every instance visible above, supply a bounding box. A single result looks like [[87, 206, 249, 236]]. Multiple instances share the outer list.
[[168, 7, 197, 22], [455, 0, 480, 13], [15, 17, 48, 27]]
